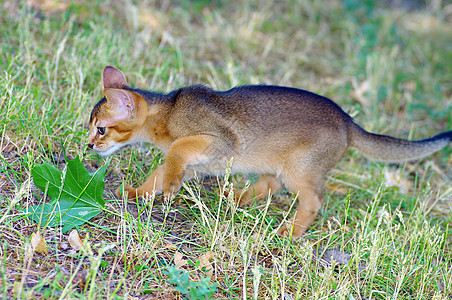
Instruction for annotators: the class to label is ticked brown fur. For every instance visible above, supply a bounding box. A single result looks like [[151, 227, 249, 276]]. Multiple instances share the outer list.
[[88, 66, 452, 239]]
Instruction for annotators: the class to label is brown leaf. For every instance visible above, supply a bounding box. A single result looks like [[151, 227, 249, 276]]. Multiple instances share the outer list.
[[174, 251, 188, 268], [28, 0, 69, 13], [68, 230, 84, 250], [351, 79, 370, 105], [30, 232, 48, 254], [384, 168, 411, 194], [198, 251, 215, 278]]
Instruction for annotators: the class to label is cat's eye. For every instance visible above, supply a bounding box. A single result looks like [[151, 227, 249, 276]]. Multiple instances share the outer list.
[[97, 127, 106, 135]]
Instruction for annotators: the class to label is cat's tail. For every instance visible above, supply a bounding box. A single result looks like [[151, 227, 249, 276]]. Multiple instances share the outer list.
[[348, 123, 452, 162]]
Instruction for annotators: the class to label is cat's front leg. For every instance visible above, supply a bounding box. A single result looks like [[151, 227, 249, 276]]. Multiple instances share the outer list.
[[163, 134, 230, 198], [115, 164, 165, 200]]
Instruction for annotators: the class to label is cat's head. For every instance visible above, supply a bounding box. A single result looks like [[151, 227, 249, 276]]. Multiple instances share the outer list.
[[88, 66, 142, 156]]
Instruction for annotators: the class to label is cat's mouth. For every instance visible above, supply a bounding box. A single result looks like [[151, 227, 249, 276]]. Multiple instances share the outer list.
[[92, 144, 123, 156]]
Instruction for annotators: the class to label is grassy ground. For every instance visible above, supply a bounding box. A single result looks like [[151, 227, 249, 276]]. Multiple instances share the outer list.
[[1, 0, 451, 299]]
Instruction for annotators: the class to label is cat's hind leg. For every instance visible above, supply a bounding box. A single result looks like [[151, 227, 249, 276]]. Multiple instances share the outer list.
[[234, 174, 283, 206]]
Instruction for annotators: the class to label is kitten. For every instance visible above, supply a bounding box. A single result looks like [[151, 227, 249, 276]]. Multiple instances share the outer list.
[[88, 66, 451, 238]]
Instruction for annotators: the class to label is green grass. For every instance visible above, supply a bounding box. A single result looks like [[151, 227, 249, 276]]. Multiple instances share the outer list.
[[1, 0, 451, 299]]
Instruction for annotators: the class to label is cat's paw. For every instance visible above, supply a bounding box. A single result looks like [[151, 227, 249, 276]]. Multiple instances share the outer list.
[[233, 188, 254, 206], [115, 185, 137, 200], [276, 224, 290, 237], [276, 221, 306, 239], [163, 176, 182, 197], [222, 188, 253, 206]]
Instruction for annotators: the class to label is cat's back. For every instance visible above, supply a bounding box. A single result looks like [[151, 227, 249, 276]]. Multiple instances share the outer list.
[[172, 84, 351, 128]]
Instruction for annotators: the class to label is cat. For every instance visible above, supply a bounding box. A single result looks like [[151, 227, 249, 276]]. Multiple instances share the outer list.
[[88, 66, 452, 238]]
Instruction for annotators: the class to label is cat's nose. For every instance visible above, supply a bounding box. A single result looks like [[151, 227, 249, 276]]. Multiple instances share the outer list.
[[87, 143, 94, 149]]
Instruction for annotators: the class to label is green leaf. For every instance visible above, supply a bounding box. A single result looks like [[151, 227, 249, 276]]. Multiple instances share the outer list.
[[164, 266, 217, 299], [26, 156, 109, 233]]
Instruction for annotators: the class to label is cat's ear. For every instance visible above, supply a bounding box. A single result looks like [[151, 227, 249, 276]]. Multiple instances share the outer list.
[[103, 66, 128, 89], [104, 89, 135, 120]]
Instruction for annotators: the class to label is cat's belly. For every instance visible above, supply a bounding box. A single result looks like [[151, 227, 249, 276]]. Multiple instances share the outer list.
[[187, 154, 283, 177]]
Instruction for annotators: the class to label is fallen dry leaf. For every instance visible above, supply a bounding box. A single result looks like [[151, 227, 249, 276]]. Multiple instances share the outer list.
[[68, 230, 84, 250], [402, 80, 417, 93], [138, 10, 162, 29], [384, 168, 411, 194], [198, 251, 215, 278], [174, 251, 188, 268], [30, 232, 48, 254], [351, 79, 370, 106], [28, 0, 69, 13]]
